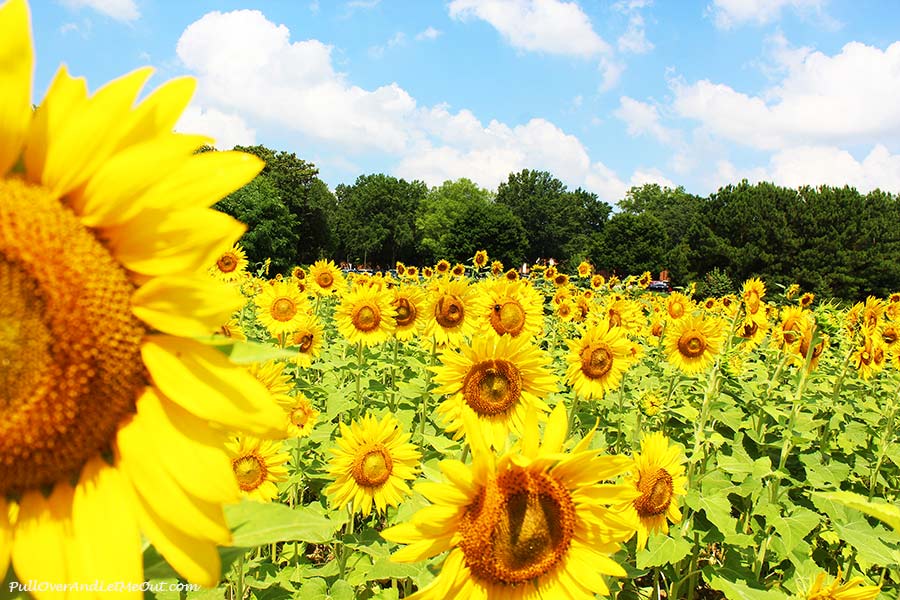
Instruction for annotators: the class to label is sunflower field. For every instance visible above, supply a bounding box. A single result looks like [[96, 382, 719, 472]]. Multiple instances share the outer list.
[[132, 252, 898, 600]]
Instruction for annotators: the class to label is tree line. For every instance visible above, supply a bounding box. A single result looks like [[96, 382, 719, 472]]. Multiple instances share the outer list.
[[212, 145, 900, 301]]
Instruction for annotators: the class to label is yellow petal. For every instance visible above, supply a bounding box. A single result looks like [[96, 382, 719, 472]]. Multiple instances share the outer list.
[[117, 76, 196, 149], [72, 457, 142, 598], [24, 65, 87, 185], [0, 497, 11, 586], [73, 133, 212, 225], [41, 67, 154, 198], [116, 410, 231, 545], [141, 336, 286, 437], [127, 482, 222, 588], [0, 0, 33, 176], [132, 276, 243, 338], [540, 401, 568, 455], [135, 387, 240, 504], [104, 207, 245, 277], [136, 150, 264, 211], [12, 486, 79, 600]]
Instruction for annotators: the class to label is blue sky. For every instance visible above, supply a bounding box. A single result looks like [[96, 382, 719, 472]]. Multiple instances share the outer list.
[[25, 0, 900, 204]]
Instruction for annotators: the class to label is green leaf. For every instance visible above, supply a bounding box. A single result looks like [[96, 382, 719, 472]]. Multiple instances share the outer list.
[[817, 490, 900, 532], [832, 518, 900, 566], [702, 567, 789, 599], [329, 580, 355, 600], [200, 337, 300, 364], [766, 506, 820, 555], [225, 501, 339, 546], [636, 533, 693, 568]]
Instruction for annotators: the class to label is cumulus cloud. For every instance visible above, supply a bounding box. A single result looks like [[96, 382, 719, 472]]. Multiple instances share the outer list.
[[415, 26, 441, 41], [59, 0, 139, 22], [586, 162, 676, 202], [176, 106, 257, 149], [614, 96, 675, 144], [448, 0, 610, 57], [706, 0, 832, 30], [671, 40, 900, 151]]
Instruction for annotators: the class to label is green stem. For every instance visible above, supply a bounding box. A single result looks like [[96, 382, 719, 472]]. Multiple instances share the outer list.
[[389, 338, 400, 411], [235, 553, 245, 600], [353, 341, 365, 420], [868, 397, 897, 500], [418, 340, 438, 442], [567, 394, 581, 435], [615, 375, 626, 452]]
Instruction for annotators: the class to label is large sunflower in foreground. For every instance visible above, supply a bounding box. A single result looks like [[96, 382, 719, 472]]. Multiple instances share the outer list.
[[0, 0, 285, 590], [432, 334, 557, 449], [566, 322, 637, 400], [614, 432, 687, 551], [325, 413, 421, 516], [382, 404, 639, 599], [664, 314, 725, 375]]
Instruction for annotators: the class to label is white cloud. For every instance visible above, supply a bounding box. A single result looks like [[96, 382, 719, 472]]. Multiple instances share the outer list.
[[369, 32, 406, 58], [415, 26, 442, 41], [614, 96, 674, 144], [617, 14, 653, 54], [448, 0, 609, 57], [176, 106, 256, 150], [598, 57, 625, 92], [585, 162, 675, 203], [671, 40, 900, 151], [707, 0, 832, 29], [59, 0, 139, 22]]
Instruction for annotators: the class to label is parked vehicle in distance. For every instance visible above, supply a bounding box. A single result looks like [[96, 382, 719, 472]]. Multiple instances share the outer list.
[[646, 280, 672, 293]]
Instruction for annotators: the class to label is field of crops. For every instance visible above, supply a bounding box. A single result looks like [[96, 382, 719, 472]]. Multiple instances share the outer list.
[[142, 251, 899, 600]]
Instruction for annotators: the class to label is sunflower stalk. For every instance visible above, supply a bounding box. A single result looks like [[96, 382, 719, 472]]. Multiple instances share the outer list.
[[819, 344, 856, 462], [353, 341, 365, 420], [867, 392, 897, 500]]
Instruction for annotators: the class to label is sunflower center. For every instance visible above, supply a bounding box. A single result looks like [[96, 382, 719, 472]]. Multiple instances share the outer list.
[[633, 467, 673, 517], [746, 294, 760, 314], [351, 444, 393, 487], [739, 321, 759, 339], [668, 302, 685, 319], [460, 469, 575, 585], [463, 360, 523, 416], [317, 271, 334, 288], [581, 345, 614, 379], [297, 334, 314, 352], [608, 310, 622, 328], [883, 329, 898, 345], [271, 297, 297, 321], [233, 454, 267, 491], [217, 253, 238, 273], [0, 178, 146, 496], [491, 300, 526, 336], [435, 295, 465, 328], [677, 331, 706, 358], [393, 297, 416, 327], [352, 304, 381, 332], [290, 406, 312, 428]]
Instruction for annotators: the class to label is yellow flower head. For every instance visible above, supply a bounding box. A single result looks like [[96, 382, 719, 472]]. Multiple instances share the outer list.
[[664, 314, 725, 375], [255, 279, 309, 337], [576, 261, 593, 278], [435, 259, 451, 275], [283, 394, 319, 438], [309, 259, 345, 296], [742, 277, 766, 316], [805, 570, 880, 600], [382, 403, 639, 600], [335, 284, 397, 346], [566, 322, 637, 400], [799, 292, 815, 308], [0, 0, 286, 588], [473, 278, 544, 340], [391, 284, 427, 341], [290, 314, 325, 367], [227, 436, 290, 503], [325, 413, 421, 516], [432, 334, 557, 449], [211, 243, 248, 282], [591, 273, 606, 289], [423, 277, 476, 347], [490, 260, 504, 276], [473, 249, 488, 269]]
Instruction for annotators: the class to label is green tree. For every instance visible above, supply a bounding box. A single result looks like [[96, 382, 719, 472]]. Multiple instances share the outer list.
[[592, 212, 667, 277]]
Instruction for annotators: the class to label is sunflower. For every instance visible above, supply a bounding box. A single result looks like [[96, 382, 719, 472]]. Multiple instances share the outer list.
[[742, 277, 766, 318], [291, 266, 306, 281], [381, 403, 639, 600], [473, 278, 544, 340], [391, 284, 426, 341], [614, 432, 687, 551], [255, 279, 309, 337], [422, 265, 434, 278], [577, 260, 593, 278], [423, 277, 476, 347], [325, 413, 421, 516], [214, 317, 247, 342], [289, 314, 325, 367], [557, 298, 576, 322], [211, 243, 248, 282], [735, 314, 768, 351], [451, 262, 466, 277], [395, 261, 407, 277], [786, 283, 800, 300], [504, 268, 520, 281], [247, 359, 293, 405], [664, 314, 725, 375], [309, 259, 345, 296], [805, 570, 880, 600], [792, 322, 827, 371], [553, 273, 570, 287], [860, 296, 885, 335], [799, 292, 815, 308], [335, 284, 397, 346], [773, 306, 809, 349], [405, 265, 419, 279], [598, 297, 643, 332], [852, 335, 886, 381], [0, 1, 286, 587], [283, 394, 319, 438], [473, 249, 488, 269], [566, 322, 637, 400], [435, 259, 451, 275], [665, 292, 691, 321], [490, 260, 504, 276], [591, 274, 606, 289], [432, 335, 556, 449], [543, 265, 558, 281], [227, 436, 290, 503]]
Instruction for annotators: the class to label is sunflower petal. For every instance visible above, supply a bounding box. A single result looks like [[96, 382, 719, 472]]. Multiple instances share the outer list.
[[12, 486, 78, 600], [136, 151, 265, 211], [105, 207, 245, 277], [0, 497, 9, 582], [541, 401, 568, 455], [72, 457, 142, 597], [132, 276, 243, 338], [118, 76, 196, 148], [0, 0, 33, 176], [116, 410, 231, 545], [42, 67, 154, 198], [73, 133, 212, 225], [141, 336, 286, 437], [128, 485, 222, 588]]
